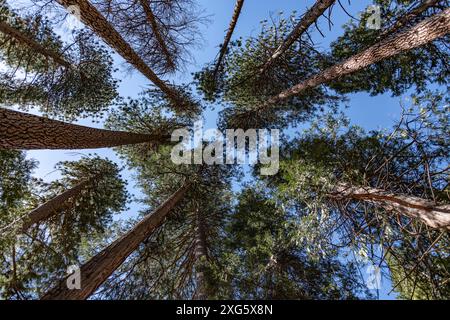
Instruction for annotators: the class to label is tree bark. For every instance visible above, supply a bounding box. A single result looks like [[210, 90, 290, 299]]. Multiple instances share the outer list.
[[213, 0, 245, 78], [193, 203, 208, 300], [41, 183, 191, 300], [330, 183, 450, 230], [139, 0, 175, 71], [259, 0, 336, 73], [55, 0, 185, 108], [0, 21, 71, 68], [257, 8, 450, 110], [0, 108, 167, 150], [378, 0, 440, 39], [21, 179, 92, 232]]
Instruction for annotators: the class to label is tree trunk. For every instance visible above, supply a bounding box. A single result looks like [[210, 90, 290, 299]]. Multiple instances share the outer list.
[[213, 0, 245, 78], [259, 0, 335, 73], [378, 0, 440, 39], [257, 8, 450, 110], [0, 108, 167, 150], [21, 179, 92, 232], [41, 183, 190, 300], [139, 0, 175, 71], [193, 203, 208, 300], [0, 21, 71, 68], [330, 183, 450, 230], [55, 0, 185, 108]]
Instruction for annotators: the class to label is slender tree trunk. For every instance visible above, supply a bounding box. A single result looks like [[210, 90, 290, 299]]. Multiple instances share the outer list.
[[21, 179, 92, 232], [193, 203, 208, 300], [0, 108, 167, 150], [139, 0, 175, 71], [0, 21, 71, 68], [213, 0, 245, 78], [259, 0, 336, 73], [55, 0, 185, 108], [330, 183, 450, 230], [256, 9, 450, 110], [41, 183, 190, 300]]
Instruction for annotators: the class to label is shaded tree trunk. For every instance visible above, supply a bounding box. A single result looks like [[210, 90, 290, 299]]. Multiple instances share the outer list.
[[0, 108, 167, 150], [213, 0, 245, 78], [21, 179, 92, 232], [139, 0, 175, 71], [193, 203, 208, 300], [259, 0, 336, 73], [55, 0, 185, 108], [0, 21, 71, 68], [257, 9, 450, 110], [41, 183, 191, 300], [330, 183, 450, 230]]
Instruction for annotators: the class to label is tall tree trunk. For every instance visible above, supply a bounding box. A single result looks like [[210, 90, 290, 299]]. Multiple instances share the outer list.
[[139, 0, 175, 71], [0, 21, 71, 68], [193, 203, 208, 300], [41, 183, 191, 300], [0, 108, 167, 150], [55, 0, 185, 108], [330, 183, 450, 230], [378, 0, 440, 39], [21, 178, 93, 232], [259, 0, 336, 73], [213, 0, 245, 78], [256, 9, 450, 110]]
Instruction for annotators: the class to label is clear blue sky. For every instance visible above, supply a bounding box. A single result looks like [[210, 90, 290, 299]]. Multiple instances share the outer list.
[[19, 0, 414, 299]]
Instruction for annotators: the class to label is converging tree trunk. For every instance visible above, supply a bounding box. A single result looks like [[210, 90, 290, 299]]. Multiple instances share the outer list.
[[139, 0, 175, 71], [0, 21, 71, 68], [55, 0, 185, 108], [259, 0, 336, 73], [41, 183, 191, 300], [193, 203, 209, 300], [330, 183, 450, 230], [21, 179, 92, 232], [0, 108, 167, 150], [213, 0, 245, 78], [257, 9, 450, 110]]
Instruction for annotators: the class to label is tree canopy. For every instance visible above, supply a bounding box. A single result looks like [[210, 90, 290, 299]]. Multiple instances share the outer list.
[[0, 0, 449, 300]]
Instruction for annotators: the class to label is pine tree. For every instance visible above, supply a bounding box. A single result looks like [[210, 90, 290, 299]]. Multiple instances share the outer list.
[[55, 0, 194, 112], [0, 1, 118, 120], [41, 183, 190, 300]]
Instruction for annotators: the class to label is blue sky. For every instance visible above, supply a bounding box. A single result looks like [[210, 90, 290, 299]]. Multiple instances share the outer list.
[[17, 0, 416, 299]]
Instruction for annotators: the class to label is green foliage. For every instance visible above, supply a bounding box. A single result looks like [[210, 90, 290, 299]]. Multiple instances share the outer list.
[[0, 1, 118, 121], [1, 1, 448, 300], [269, 93, 449, 299], [216, 187, 371, 299], [0, 155, 127, 299], [194, 14, 343, 129], [327, 0, 449, 96]]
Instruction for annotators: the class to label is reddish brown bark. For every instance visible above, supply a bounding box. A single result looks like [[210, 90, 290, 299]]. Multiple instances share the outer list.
[[259, 0, 336, 73], [378, 0, 440, 38], [41, 183, 190, 300], [21, 179, 91, 232], [56, 0, 185, 108], [213, 0, 245, 78], [139, 0, 176, 71], [330, 183, 450, 230], [0, 108, 167, 150], [193, 204, 208, 300]]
